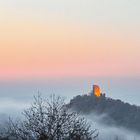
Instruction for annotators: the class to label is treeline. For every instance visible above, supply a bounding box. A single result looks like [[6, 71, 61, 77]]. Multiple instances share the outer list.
[[0, 93, 139, 139], [68, 93, 140, 132], [0, 95, 98, 140]]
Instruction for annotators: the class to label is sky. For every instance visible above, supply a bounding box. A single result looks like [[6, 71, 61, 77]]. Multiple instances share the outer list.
[[0, 0, 140, 79], [0, 0, 140, 110]]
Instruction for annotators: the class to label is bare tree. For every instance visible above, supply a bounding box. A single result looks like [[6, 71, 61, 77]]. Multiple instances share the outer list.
[[6, 94, 98, 140]]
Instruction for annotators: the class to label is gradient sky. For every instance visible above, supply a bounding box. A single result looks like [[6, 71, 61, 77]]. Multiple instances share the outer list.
[[0, 0, 140, 80]]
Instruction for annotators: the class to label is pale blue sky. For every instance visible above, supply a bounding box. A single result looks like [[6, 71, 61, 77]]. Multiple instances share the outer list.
[[1, 0, 140, 27]]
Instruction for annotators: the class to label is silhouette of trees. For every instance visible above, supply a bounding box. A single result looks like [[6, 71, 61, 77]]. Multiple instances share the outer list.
[[6, 95, 98, 140], [68, 93, 140, 132], [0, 137, 9, 140]]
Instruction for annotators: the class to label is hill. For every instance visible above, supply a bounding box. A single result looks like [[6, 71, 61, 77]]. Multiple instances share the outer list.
[[67, 93, 140, 132]]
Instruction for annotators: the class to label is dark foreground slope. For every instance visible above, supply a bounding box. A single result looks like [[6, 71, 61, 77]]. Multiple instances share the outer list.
[[68, 93, 140, 132]]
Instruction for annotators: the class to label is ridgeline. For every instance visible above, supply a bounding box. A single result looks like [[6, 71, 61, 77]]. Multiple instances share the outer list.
[[68, 93, 140, 132]]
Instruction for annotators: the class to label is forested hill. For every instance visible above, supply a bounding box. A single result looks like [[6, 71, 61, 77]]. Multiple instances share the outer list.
[[67, 93, 140, 132]]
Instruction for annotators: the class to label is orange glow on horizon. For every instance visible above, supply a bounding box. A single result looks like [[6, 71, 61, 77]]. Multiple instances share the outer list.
[[0, 17, 139, 80]]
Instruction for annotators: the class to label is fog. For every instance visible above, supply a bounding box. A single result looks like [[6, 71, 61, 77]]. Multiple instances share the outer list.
[[0, 77, 140, 108], [1, 111, 140, 140], [85, 113, 140, 140], [0, 77, 140, 139]]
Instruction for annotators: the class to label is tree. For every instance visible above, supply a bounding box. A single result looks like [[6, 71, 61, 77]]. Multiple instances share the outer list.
[[0, 137, 9, 140], [6, 95, 98, 140]]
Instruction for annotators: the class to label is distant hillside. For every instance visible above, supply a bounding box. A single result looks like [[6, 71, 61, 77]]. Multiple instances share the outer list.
[[67, 93, 140, 132]]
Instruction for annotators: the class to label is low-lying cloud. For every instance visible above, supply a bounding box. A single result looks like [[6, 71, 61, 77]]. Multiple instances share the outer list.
[[85, 113, 140, 140]]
